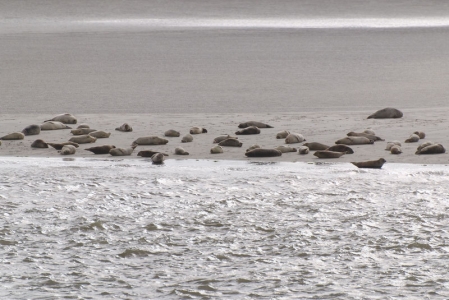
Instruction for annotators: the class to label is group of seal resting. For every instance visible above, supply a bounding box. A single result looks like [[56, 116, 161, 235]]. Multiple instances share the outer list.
[[0, 107, 446, 168]]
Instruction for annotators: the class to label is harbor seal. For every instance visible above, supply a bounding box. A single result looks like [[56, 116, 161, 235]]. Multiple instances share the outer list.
[[246, 144, 261, 152], [276, 130, 290, 139], [210, 145, 223, 154], [88, 131, 111, 138], [190, 127, 207, 134], [71, 128, 97, 135], [109, 145, 136, 156], [47, 142, 79, 150], [285, 133, 305, 144], [133, 136, 169, 145], [115, 123, 133, 132], [326, 145, 354, 154], [313, 150, 345, 158], [174, 147, 189, 155], [1, 132, 25, 140], [335, 137, 374, 145], [405, 134, 420, 143], [213, 135, 237, 144], [303, 142, 330, 151], [364, 129, 376, 135], [137, 150, 169, 157], [45, 113, 77, 124], [416, 141, 434, 153], [297, 146, 309, 154], [22, 124, 41, 136], [245, 148, 282, 157], [235, 126, 260, 135], [274, 145, 297, 153], [218, 138, 243, 147], [69, 135, 97, 144], [390, 145, 402, 154], [238, 121, 273, 128], [151, 153, 165, 164], [414, 131, 426, 139], [181, 134, 193, 143], [77, 124, 90, 129], [367, 108, 403, 119], [415, 143, 445, 155], [385, 141, 402, 150], [351, 158, 386, 169], [347, 132, 384, 141], [41, 121, 71, 130], [59, 145, 76, 155], [164, 129, 180, 137], [85, 145, 116, 154], [31, 139, 48, 148]]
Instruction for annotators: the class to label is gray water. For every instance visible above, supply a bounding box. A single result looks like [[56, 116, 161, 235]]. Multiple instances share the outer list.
[[1, 157, 449, 299]]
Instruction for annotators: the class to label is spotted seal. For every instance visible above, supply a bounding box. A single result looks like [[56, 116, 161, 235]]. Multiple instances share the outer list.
[[71, 128, 97, 135], [133, 136, 168, 145], [45, 113, 77, 124], [31, 139, 48, 148], [47, 142, 79, 150], [164, 129, 180, 137], [69, 135, 97, 144], [190, 127, 207, 134], [41, 121, 72, 130], [85, 145, 116, 154], [415, 143, 445, 155], [210, 145, 223, 154], [89, 131, 111, 138], [151, 153, 166, 164], [367, 108, 403, 119], [303, 142, 330, 151], [245, 149, 282, 157], [335, 137, 374, 145], [218, 138, 243, 147], [238, 121, 273, 128], [274, 145, 297, 153], [235, 126, 260, 135], [351, 158, 386, 169], [59, 145, 76, 155], [115, 123, 133, 132], [1, 132, 25, 140], [285, 133, 305, 144], [109, 145, 136, 156], [137, 150, 169, 157], [174, 147, 189, 155], [22, 124, 41, 136], [313, 150, 345, 158], [326, 145, 354, 154]]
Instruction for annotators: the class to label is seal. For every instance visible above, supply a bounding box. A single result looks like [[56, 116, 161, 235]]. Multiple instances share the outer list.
[[164, 129, 180, 137], [235, 126, 260, 135], [45, 113, 77, 124], [303, 142, 330, 151], [415, 143, 445, 155], [85, 145, 116, 154], [133, 136, 169, 145], [347, 132, 384, 141], [41, 121, 72, 130], [69, 135, 97, 144], [414, 131, 425, 139], [213, 135, 237, 144], [246, 144, 260, 152], [285, 133, 305, 144], [1, 132, 25, 140], [351, 158, 386, 169], [238, 121, 273, 128], [335, 136, 374, 145], [181, 134, 193, 143], [313, 150, 345, 158], [151, 153, 165, 164], [137, 150, 169, 157], [77, 124, 90, 129], [385, 141, 402, 150], [218, 138, 243, 147], [88, 131, 111, 138], [276, 130, 290, 139], [71, 128, 97, 135], [297, 146, 309, 154], [109, 145, 137, 156], [390, 145, 402, 154], [59, 145, 76, 155], [31, 139, 48, 148], [364, 129, 376, 135], [367, 108, 403, 119], [190, 127, 207, 134], [245, 148, 282, 157], [115, 123, 133, 132], [210, 145, 223, 154], [274, 145, 297, 153], [22, 124, 41, 136], [416, 141, 434, 153], [326, 145, 354, 154], [47, 142, 79, 150], [174, 147, 189, 155], [405, 134, 420, 143]]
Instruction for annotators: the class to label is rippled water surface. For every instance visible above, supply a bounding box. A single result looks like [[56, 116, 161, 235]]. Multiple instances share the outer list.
[[1, 157, 449, 299]]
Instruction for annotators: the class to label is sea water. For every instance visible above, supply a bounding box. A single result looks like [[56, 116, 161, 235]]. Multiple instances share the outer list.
[[1, 157, 448, 299]]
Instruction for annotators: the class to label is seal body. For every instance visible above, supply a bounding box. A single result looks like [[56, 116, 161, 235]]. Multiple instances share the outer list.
[[416, 143, 445, 155], [210, 145, 223, 154], [164, 129, 180, 137], [238, 121, 273, 128], [47, 142, 79, 150], [174, 147, 189, 155], [364, 129, 376, 135], [274, 145, 297, 153], [414, 131, 425, 139], [235, 126, 260, 135], [41, 121, 71, 130], [416, 141, 434, 153], [133, 136, 168, 145], [69, 135, 97, 144], [89, 131, 111, 138], [213, 135, 237, 143], [335, 137, 374, 145], [115, 123, 133, 132], [22, 124, 41, 136], [385, 141, 402, 150], [303, 142, 329, 151], [190, 127, 207, 134], [181, 134, 193, 143], [151, 153, 165, 164], [313, 150, 345, 158], [276, 130, 290, 139], [31, 139, 48, 148], [137, 150, 169, 157], [77, 124, 90, 129], [45, 113, 77, 124], [1, 132, 25, 140], [59, 145, 76, 155], [285, 133, 305, 144], [110, 146, 136, 156], [85, 145, 116, 154], [405, 134, 420, 143], [245, 149, 282, 157], [390, 145, 402, 154], [71, 128, 97, 135], [347, 132, 384, 141], [246, 144, 260, 152], [327, 145, 354, 154], [367, 108, 403, 119], [297, 146, 309, 154], [218, 138, 243, 147], [352, 158, 386, 169]]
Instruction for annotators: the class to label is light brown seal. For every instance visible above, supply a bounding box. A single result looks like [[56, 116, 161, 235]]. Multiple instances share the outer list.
[[1, 132, 25, 140], [174, 147, 189, 155], [367, 108, 403, 119], [416, 141, 434, 153], [69, 135, 97, 144], [347, 132, 384, 141], [115, 123, 133, 132], [88, 131, 111, 138], [245, 149, 282, 157], [218, 138, 243, 147], [59, 145, 76, 155], [335, 137, 374, 145], [405, 134, 420, 143], [133, 136, 169, 145], [45, 113, 77, 124], [213, 135, 237, 144], [41, 121, 71, 130], [274, 145, 297, 153], [313, 150, 345, 158], [415, 143, 445, 155], [164, 129, 180, 137], [47, 142, 79, 150], [71, 128, 97, 135], [326, 145, 354, 154], [181, 134, 193, 143], [31, 139, 48, 148], [109, 145, 136, 156], [85, 145, 116, 154], [285, 133, 305, 144], [414, 131, 425, 139], [276, 130, 290, 139], [385, 141, 402, 150], [210, 145, 223, 154], [351, 158, 386, 169], [297, 146, 309, 154], [235, 126, 260, 135], [390, 145, 402, 154], [22, 124, 41, 136], [246, 144, 261, 152], [151, 153, 165, 164], [303, 142, 330, 151], [77, 124, 90, 129], [238, 121, 273, 128], [190, 127, 207, 134]]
